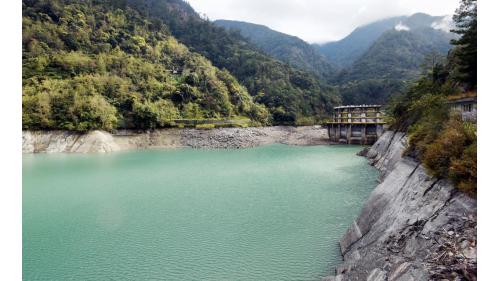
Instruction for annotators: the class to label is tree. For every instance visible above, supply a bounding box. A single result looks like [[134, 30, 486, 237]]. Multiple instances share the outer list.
[[131, 99, 180, 129], [451, 0, 477, 89], [22, 92, 53, 129], [70, 94, 118, 131]]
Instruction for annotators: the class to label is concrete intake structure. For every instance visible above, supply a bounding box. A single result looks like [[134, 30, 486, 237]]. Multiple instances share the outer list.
[[326, 105, 385, 145]]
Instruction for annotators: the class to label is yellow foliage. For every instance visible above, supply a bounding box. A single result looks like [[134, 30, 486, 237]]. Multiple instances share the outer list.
[[195, 124, 216, 129], [422, 117, 476, 195]]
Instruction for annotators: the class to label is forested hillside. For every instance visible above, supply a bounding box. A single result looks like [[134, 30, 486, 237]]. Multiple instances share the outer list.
[[336, 26, 454, 104], [22, 0, 341, 131], [329, 14, 455, 105], [22, 0, 272, 131], [120, 0, 341, 124], [315, 16, 406, 68], [343, 28, 453, 82], [214, 20, 337, 80]]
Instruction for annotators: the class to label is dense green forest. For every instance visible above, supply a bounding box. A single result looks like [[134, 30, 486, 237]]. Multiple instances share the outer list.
[[22, 0, 272, 130], [336, 79, 407, 105], [116, 0, 341, 124], [341, 28, 453, 82], [22, 0, 341, 131], [335, 26, 453, 104], [388, 0, 477, 195], [214, 20, 337, 80]]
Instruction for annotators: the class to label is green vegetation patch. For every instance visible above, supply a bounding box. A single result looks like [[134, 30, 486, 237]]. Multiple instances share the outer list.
[[22, 0, 270, 131]]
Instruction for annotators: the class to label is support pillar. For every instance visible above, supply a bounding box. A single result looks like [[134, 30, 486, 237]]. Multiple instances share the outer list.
[[361, 125, 367, 145], [347, 124, 352, 144], [376, 124, 383, 139]]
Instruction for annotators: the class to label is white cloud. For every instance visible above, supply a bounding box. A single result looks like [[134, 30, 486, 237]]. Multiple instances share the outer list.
[[395, 22, 411, 31], [187, 0, 460, 43], [431, 15, 454, 32]]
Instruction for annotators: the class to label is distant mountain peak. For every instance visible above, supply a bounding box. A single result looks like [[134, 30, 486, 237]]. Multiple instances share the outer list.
[[316, 12, 452, 67]]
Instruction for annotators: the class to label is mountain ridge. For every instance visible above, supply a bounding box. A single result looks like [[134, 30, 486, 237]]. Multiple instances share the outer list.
[[214, 19, 338, 79], [211, 13, 455, 104], [316, 13, 452, 67]]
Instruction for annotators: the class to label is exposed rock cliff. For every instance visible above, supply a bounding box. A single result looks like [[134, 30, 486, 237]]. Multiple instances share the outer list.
[[327, 131, 477, 281], [22, 126, 330, 153]]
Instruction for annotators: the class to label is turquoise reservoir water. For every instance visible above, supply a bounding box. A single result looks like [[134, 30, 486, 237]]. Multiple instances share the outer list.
[[23, 144, 378, 281]]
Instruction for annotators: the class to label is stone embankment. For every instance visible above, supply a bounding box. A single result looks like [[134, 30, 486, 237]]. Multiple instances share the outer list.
[[323, 131, 477, 281], [22, 126, 330, 153]]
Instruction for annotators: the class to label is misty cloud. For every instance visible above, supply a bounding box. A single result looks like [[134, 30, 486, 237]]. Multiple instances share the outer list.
[[432, 15, 454, 32], [395, 22, 411, 31], [187, 0, 459, 43]]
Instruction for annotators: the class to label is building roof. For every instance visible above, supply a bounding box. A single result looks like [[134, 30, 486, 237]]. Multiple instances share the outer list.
[[334, 105, 383, 110], [447, 92, 477, 103]]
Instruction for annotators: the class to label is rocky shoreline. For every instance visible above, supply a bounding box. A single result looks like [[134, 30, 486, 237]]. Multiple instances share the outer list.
[[324, 131, 477, 281], [22, 126, 331, 153]]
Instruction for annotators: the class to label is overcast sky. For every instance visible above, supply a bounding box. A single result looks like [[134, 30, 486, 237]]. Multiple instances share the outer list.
[[187, 0, 460, 43]]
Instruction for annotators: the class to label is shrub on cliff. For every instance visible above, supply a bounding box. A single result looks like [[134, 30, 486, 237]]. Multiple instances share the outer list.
[[403, 93, 449, 158], [449, 139, 477, 195], [421, 116, 477, 196]]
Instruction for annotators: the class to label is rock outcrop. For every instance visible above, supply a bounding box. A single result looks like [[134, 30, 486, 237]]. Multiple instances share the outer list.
[[326, 131, 477, 281], [22, 126, 330, 153], [22, 130, 121, 153]]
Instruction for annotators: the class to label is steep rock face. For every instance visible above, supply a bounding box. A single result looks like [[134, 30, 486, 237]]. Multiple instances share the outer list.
[[328, 131, 476, 281]]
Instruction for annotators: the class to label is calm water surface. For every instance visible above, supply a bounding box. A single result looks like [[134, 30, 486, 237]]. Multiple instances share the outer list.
[[23, 144, 377, 281]]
